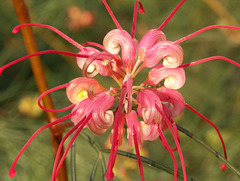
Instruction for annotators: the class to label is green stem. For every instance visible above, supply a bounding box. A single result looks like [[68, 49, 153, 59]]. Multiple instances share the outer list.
[[176, 124, 240, 178], [80, 132, 107, 180], [101, 149, 196, 181], [70, 140, 77, 181]]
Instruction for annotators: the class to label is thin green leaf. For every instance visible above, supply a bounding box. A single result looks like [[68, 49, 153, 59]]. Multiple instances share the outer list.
[[90, 157, 100, 181], [70, 139, 77, 181], [80, 132, 107, 180], [176, 124, 240, 178], [101, 149, 196, 181]]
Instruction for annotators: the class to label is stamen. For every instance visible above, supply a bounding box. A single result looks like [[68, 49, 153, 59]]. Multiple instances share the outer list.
[[159, 118, 179, 152], [156, 104, 187, 181], [101, 0, 122, 30], [105, 85, 127, 180], [158, 126, 178, 181], [51, 120, 82, 181], [38, 83, 75, 112], [157, 0, 188, 31], [126, 76, 133, 113], [131, 1, 145, 38], [185, 103, 227, 170], [179, 56, 240, 68], [87, 85, 95, 100], [0, 50, 89, 76], [174, 25, 240, 44], [171, 121, 180, 150], [9, 111, 77, 178], [82, 42, 105, 50], [133, 127, 145, 181], [13, 24, 83, 49]]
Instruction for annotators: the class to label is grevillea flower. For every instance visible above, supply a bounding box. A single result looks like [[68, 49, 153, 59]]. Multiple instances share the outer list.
[[1, 0, 240, 180]]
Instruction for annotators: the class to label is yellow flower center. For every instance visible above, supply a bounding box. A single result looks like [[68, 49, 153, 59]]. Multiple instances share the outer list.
[[77, 90, 88, 100]]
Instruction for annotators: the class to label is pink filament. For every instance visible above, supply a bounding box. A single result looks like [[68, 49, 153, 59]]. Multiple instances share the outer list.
[[158, 126, 178, 181], [52, 115, 91, 181], [12, 24, 83, 49], [157, 0, 187, 31], [126, 77, 133, 113], [156, 104, 187, 181], [38, 83, 75, 112], [133, 127, 145, 181], [105, 85, 127, 180], [160, 120, 179, 152], [179, 56, 240, 68], [9, 111, 77, 178], [81, 42, 105, 50], [0, 50, 89, 76], [171, 122, 180, 151], [175, 25, 240, 44], [82, 51, 115, 78], [51, 121, 82, 181], [101, 0, 122, 30], [185, 103, 227, 168], [131, 1, 145, 38]]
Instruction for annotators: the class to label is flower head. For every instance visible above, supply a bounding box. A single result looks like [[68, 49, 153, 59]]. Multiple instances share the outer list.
[[1, 0, 240, 181]]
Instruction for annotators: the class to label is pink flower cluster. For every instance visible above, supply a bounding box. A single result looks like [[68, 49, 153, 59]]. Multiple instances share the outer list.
[[1, 0, 240, 180]]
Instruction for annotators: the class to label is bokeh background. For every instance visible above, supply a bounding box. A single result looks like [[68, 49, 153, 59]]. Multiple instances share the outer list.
[[0, 0, 240, 180]]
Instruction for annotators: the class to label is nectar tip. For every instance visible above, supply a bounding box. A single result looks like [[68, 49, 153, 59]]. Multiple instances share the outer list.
[[12, 27, 20, 34], [105, 171, 114, 180], [9, 169, 16, 178], [221, 163, 226, 171]]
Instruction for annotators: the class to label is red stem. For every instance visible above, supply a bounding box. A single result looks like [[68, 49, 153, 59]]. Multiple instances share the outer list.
[[133, 127, 145, 181], [158, 0, 187, 31], [131, 1, 145, 38], [38, 83, 75, 113], [102, 0, 122, 30], [179, 56, 240, 68], [185, 103, 227, 163], [175, 25, 240, 44], [0, 50, 89, 76], [13, 23, 83, 49], [105, 86, 127, 180], [158, 126, 178, 181]]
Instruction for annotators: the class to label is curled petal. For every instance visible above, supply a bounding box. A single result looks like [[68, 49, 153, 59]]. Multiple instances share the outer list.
[[71, 92, 114, 135], [145, 41, 183, 68], [137, 90, 156, 124], [123, 75, 133, 113], [90, 93, 114, 130], [137, 89, 163, 125], [77, 47, 99, 70], [139, 121, 159, 141], [103, 29, 136, 66], [66, 77, 105, 104], [82, 51, 120, 78], [138, 29, 166, 51], [87, 120, 108, 135], [157, 87, 185, 118], [144, 65, 186, 89], [71, 99, 91, 125], [110, 112, 125, 146], [125, 110, 141, 146]]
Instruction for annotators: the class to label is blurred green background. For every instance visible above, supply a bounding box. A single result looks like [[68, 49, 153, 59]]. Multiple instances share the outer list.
[[0, 0, 240, 180]]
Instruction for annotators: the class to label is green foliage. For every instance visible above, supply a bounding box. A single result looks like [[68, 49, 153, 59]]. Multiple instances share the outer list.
[[0, 0, 240, 180]]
